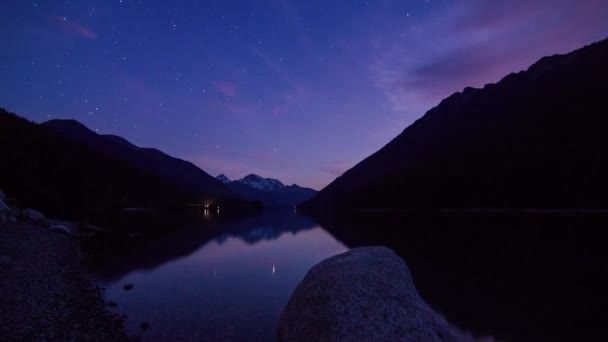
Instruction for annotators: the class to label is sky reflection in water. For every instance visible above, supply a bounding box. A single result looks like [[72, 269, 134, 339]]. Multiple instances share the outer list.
[[103, 213, 346, 341]]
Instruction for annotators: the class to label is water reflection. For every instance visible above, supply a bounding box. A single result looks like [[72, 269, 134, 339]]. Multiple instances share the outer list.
[[95, 210, 321, 281], [98, 210, 608, 341], [100, 210, 347, 341]]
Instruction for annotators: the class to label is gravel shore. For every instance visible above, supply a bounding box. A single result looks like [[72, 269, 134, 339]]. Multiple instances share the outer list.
[[0, 221, 137, 341]]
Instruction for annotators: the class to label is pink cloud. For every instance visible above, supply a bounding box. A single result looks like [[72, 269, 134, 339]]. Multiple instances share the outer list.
[[317, 160, 352, 177], [49, 16, 97, 39], [369, 0, 608, 124], [186, 154, 266, 180], [184, 150, 294, 180], [220, 101, 255, 119], [268, 83, 307, 117], [271, 104, 287, 117], [212, 81, 237, 97]]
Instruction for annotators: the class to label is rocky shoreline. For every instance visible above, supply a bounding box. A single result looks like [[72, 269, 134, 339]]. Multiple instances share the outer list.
[[0, 219, 136, 341]]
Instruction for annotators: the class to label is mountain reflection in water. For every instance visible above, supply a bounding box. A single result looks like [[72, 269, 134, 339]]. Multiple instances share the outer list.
[[97, 210, 608, 341], [99, 210, 347, 341]]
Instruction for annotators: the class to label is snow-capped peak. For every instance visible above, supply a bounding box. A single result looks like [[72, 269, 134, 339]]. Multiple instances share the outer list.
[[239, 174, 285, 192], [216, 174, 231, 184]]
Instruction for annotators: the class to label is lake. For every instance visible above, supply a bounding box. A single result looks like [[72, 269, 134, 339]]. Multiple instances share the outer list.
[[96, 210, 608, 341], [97, 210, 347, 341]]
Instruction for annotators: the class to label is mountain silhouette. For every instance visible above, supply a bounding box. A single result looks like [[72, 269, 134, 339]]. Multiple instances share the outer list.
[[43, 119, 234, 201], [0, 110, 256, 219], [304, 38, 608, 210], [218, 174, 317, 207]]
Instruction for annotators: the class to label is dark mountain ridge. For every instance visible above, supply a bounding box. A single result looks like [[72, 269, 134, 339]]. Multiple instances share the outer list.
[[43, 119, 234, 201], [0, 110, 256, 219], [304, 38, 608, 210]]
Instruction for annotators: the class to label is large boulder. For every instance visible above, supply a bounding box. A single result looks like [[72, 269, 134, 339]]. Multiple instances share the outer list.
[[278, 247, 458, 342]]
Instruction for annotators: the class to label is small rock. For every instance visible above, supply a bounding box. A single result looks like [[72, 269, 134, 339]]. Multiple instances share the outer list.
[[123, 283, 133, 291], [0, 199, 9, 211], [22, 208, 45, 222], [79, 222, 102, 232], [49, 225, 71, 235], [8, 215, 17, 223], [0, 190, 5, 200], [140, 322, 149, 331], [128, 232, 143, 240], [0, 199, 13, 223], [0, 255, 13, 266]]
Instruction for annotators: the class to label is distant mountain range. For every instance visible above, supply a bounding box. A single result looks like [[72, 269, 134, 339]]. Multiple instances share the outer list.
[[217, 174, 317, 207], [304, 38, 608, 210], [44, 119, 316, 209], [0, 111, 257, 218]]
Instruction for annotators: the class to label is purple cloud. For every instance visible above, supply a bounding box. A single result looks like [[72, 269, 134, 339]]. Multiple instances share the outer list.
[[369, 0, 608, 123], [318, 160, 353, 177], [212, 81, 237, 97], [49, 16, 97, 39]]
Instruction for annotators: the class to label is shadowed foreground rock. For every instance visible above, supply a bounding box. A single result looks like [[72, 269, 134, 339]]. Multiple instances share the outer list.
[[278, 247, 458, 342]]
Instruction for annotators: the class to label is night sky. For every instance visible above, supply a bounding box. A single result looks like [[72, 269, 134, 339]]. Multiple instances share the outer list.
[[2, 1, 607, 189]]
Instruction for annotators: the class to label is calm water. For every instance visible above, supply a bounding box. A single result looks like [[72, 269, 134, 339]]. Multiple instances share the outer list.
[[97, 210, 608, 341], [98, 210, 347, 341]]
